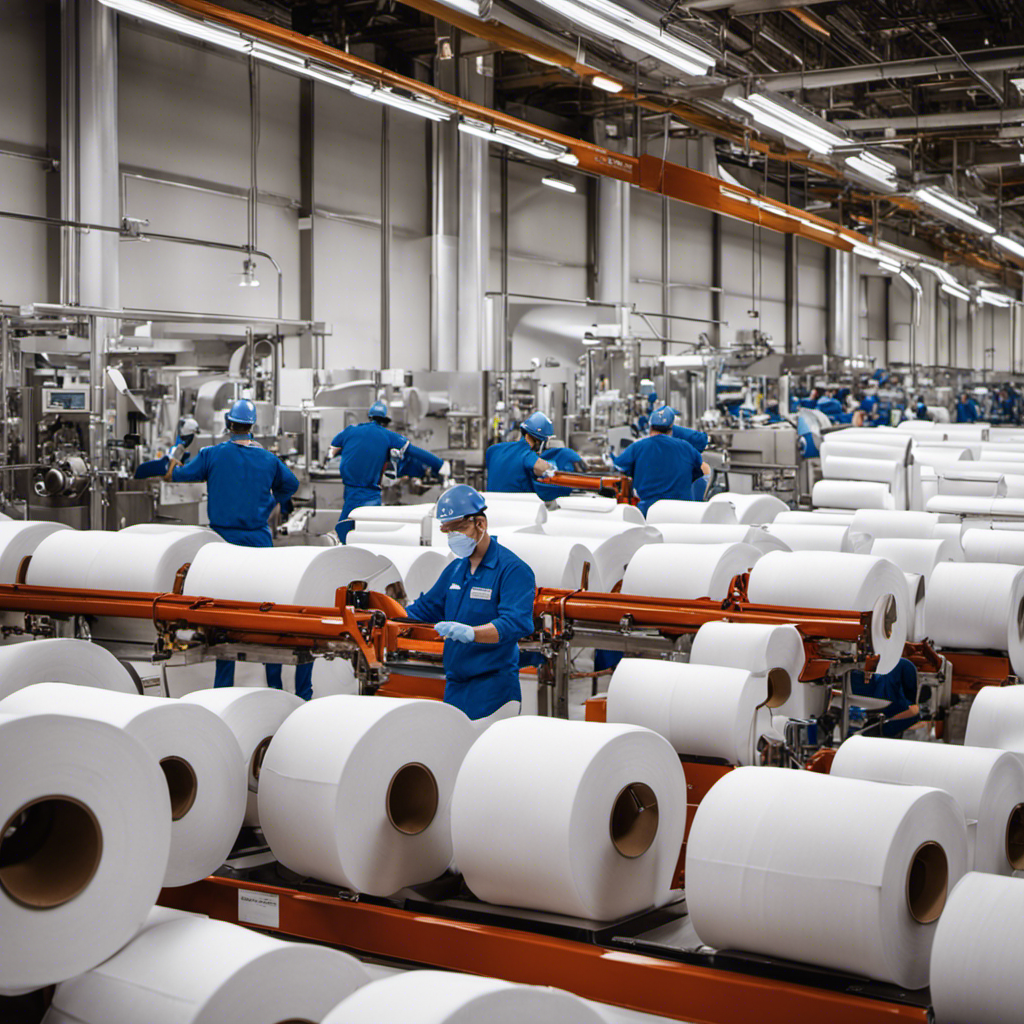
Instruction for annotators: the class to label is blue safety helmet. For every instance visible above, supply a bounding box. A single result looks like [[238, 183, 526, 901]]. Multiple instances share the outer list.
[[650, 406, 676, 428], [436, 484, 487, 524], [368, 400, 391, 422], [521, 411, 554, 442], [225, 398, 257, 427]]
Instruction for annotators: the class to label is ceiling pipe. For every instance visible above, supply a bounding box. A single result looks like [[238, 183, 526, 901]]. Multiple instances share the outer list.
[[837, 108, 1024, 132]]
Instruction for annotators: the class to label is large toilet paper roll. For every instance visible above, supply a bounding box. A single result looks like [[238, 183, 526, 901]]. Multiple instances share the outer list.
[[622, 542, 762, 600], [495, 533, 599, 590], [43, 909, 370, 1024], [850, 509, 947, 540], [0, 638, 139, 699], [965, 685, 1024, 750], [0, 711, 171, 993], [747, 551, 909, 673], [0, 683, 246, 886], [554, 495, 646, 523], [606, 658, 784, 765], [832, 735, 1024, 875], [773, 511, 856, 526], [452, 717, 686, 920], [813, 479, 895, 510], [822, 454, 904, 485], [539, 519, 660, 589], [479, 498, 548, 528], [0, 521, 71, 583], [685, 766, 968, 988], [868, 537, 962, 580], [653, 524, 790, 553], [184, 544, 394, 605], [763, 523, 869, 553], [179, 688, 303, 827], [962, 528, 1024, 565], [708, 492, 788, 524], [645, 499, 737, 525], [258, 695, 475, 895], [925, 562, 1024, 675], [937, 471, 1006, 497], [344, 543, 449, 601], [321, 971, 611, 1024], [930, 873, 1024, 1024], [350, 522, 424, 546], [820, 439, 912, 462]]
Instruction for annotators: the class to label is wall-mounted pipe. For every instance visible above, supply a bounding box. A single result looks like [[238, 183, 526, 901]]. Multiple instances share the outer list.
[[837, 108, 1024, 132]]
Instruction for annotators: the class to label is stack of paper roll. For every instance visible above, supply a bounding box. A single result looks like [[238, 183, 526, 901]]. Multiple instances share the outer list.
[[180, 688, 302, 827], [0, 520, 71, 582], [925, 562, 1024, 675], [321, 971, 611, 1024], [606, 658, 786, 765], [344, 543, 449, 601], [0, 711, 172, 994], [962, 528, 1024, 565], [688, 621, 820, 722], [762, 522, 870, 554], [184, 544, 395, 606], [0, 638, 139, 699], [495, 533, 600, 590], [653, 524, 790, 553], [965, 685, 1024, 751], [622, 542, 762, 601], [747, 551, 909, 673], [707, 492, 787, 524], [685, 767, 969, 988], [43, 908, 370, 1024], [554, 495, 646, 523], [258, 695, 475, 895], [536, 516, 660, 591], [646, 499, 737, 525], [820, 454, 908, 510], [930, 873, 1024, 1024], [0, 683, 246, 886], [451, 717, 686, 920], [832, 735, 1024, 874]]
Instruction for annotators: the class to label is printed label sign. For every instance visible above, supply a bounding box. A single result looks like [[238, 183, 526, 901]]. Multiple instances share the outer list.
[[238, 889, 279, 928]]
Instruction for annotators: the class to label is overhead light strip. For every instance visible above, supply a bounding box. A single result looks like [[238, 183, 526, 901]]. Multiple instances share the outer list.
[[459, 118, 577, 163], [995, 234, 1024, 260], [915, 187, 995, 235], [941, 282, 971, 301], [97, 0, 248, 50]]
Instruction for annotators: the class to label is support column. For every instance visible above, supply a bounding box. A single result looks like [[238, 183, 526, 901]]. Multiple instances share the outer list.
[[297, 78, 315, 367], [784, 235, 798, 354], [380, 108, 390, 369], [827, 249, 856, 357], [596, 176, 631, 336]]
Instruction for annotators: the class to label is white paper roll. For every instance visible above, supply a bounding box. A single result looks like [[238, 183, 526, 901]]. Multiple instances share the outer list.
[[350, 522, 424, 546], [685, 766, 968, 988], [925, 494, 998, 516], [0, 638, 139, 699], [554, 495, 646, 523], [622, 542, 762, 601], [965, 685, 1024, 750], [350, 503, 433, 524], [937, 471, 1006, 497], [0, 521, 71, 583], [820, 439, 911, 462], [645, 499, 737, 525], [834, 428, 914, 455], [832, 735, 1024, 875], [930, 873, 1024, 1024], [345, 543, 449, 601], [0, 683, 246, 886], [44, 910, 370, 1024], [850, 509, 949, 540], [606, 659, 780, 765], [480, 498, 547, 528], [925, 562, 1024, 675], [708, 492, 788, 524], [980, 447, 1024, 462], [747, 551, 908, 673], [179, 688, 303, 827], [813, 479, 895, 510], [763, 523, 869, 553], [912, 448, 975, 471], [822, 455, 903, 485], [259, 695, 475, 895], [495, 533, 599, 590], [451, 717, 686, 920], [689, 621, 808, 720], [538, 519, 659, 590], [653, 524, 790, 553], [0, 710, 171, 994], [773, 510, 856, 526], [321, 970, 611, 1024], [184, 544, 394, 606], [962, 529, 1024, 565], [868, 537, 962, 580]]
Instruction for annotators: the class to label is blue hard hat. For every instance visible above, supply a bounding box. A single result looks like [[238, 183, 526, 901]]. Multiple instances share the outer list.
[[225, 398, 257, 426], [521, 411, 554, 441], [368, 400, 390, 421], [650, 406, 675, 428], [436, 484, 487, 524]]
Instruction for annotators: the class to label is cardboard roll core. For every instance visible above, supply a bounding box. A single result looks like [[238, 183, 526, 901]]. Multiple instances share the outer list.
[[250, 736, 273, 784], [386, 762, 438, 836], [765, 668, 792, 709], [0, 795, 103, 909], [1006, 803, 1024, 870], [906, 841, 948, 924], [160, 756, 198, 822], [610, 782, 659, 859], [273, 1019, 316, 1023], [1017, 596, 1024, 640], [878, 594, 898, 640]]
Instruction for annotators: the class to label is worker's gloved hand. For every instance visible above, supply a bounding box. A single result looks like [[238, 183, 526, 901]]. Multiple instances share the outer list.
[[540, 468, 556, 479], [601, 450, 615, 469], [440, 459, 452, 478], [435, 621, 475, 643]]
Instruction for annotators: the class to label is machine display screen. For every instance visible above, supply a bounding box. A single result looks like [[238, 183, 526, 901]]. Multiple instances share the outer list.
[[46, 390, 87, 411]]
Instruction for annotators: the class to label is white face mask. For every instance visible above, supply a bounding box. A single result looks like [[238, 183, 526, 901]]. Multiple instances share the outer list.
[[447, 529, 478, 558]]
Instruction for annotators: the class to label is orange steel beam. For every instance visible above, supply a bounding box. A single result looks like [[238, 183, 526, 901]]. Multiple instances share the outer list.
[[159, 877, 928, 1024], [544, 470, 635, 503]]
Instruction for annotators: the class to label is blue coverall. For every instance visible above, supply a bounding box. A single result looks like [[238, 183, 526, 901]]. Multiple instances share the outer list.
[[405, 538, 536, 719], [850, 657, 919, 736], [485, 438, 540, 493], [532, 446, 584, 501], [956, 399, 979, 423], [333, 421, 409, 542], [396, 443, 443, 479], [613, 433, 703, 517], [135, 453, 187, 478], [671, 424, 709, 453], [171, 439, 311, 699]]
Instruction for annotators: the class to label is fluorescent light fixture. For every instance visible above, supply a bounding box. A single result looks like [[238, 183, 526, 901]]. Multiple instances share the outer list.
[[899, 270, 922, 295], [459, 118, 569, 161], [536, 0, 715, 78], [249, 41, 307, 72], [730, 92, 845, 156], [793, 215, 838, 237], [304, 62, 356, 90], [941, 282, 971, 302], [979, 289, 1013, 308], [995, 234, 1024, 260], [542, 176, 577, 193], [590, 74, 623, 93], [915, 186, 995, 235], [844, 150, 898, 192], [238, 259, 260, 288], [350, 82, 454, 121], [877, 259, 902, 274], [97, 0, 248, 51], [1012, 77, 1024, 93], [918, 263, 957, 287]]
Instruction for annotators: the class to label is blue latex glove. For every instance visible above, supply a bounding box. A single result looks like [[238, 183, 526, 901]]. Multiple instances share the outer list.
[[436, 621, 475, 643]]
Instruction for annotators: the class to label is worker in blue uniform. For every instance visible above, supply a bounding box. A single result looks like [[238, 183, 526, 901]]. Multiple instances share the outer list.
[[850, 657, 921, 737], [956, 392, 979, 423], [166, 399, 311, 699], [915, 397, 931, 421], [404, 485, 536, 725], [612, 407, 709, 517], [331, 401, 411, 543], [815, 394, 843, 421], [485, 411, 555, 492], [533, 444, 585, 501], [135, 416, 198, 479]]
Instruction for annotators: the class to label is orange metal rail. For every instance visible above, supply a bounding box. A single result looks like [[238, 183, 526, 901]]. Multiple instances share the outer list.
[[543, 470, 635, 504]]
